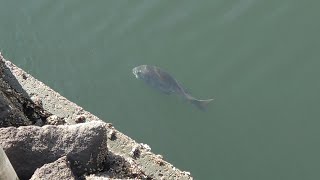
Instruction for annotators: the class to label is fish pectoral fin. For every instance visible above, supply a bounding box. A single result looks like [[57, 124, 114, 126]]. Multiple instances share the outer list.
[[190, 98, 214, 111]]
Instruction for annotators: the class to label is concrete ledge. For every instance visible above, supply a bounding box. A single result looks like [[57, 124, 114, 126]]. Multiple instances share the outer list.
[[0, 52, 193, 180]]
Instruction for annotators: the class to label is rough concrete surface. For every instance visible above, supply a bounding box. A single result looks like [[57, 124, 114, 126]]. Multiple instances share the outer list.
[[0, 52, 193, 180], [30, 156, 75, 180], [0, 121, 108, 179], [86, 151, 150, 179]]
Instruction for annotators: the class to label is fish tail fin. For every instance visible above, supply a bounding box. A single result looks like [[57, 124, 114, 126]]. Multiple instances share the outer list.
[[190, 98, 214, 111]]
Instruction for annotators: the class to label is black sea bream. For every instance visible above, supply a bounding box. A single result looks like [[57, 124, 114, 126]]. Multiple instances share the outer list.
[[132, 65, 213, 110]]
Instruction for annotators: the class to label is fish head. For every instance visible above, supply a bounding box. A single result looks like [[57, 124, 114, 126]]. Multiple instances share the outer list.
[[132, 65, 149, 79]]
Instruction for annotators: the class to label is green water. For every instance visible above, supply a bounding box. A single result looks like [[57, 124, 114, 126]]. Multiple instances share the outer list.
[[1, 0, 320, 179]]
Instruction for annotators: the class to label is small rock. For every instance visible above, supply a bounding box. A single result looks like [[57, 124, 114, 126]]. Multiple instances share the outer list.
[[21, 73, 27, 80], [130, 145, 141, 159], [140, 143, 151, 151], [183, 171, 191, 176], [46, 115, 65, 125], [75, 115, 86, 123], [106, 123, 113, 128], [156, 154, 163, 159], [31, 95, 43, 107], [108, 129, 117, 140]]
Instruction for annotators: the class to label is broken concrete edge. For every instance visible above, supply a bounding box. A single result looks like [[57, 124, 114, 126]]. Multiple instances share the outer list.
[[0, 52, 193, 180]]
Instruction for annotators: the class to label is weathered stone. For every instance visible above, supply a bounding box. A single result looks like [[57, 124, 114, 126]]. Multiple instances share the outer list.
[[0, 121, 108, 179], [46, 114, 65, 125], [30, 156, 75, 180], [75, 115, 86, 123]]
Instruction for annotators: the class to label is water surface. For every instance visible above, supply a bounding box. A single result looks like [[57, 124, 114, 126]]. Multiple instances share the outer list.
[[1, 0, 320, 179]]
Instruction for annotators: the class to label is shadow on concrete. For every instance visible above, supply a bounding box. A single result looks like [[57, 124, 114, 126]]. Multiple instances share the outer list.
[[1, 61, 30, 98], [1, 54, 52, 127]]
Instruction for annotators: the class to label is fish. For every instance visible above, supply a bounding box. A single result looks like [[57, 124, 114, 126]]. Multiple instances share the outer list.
[[132, 65, 214, 111]]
